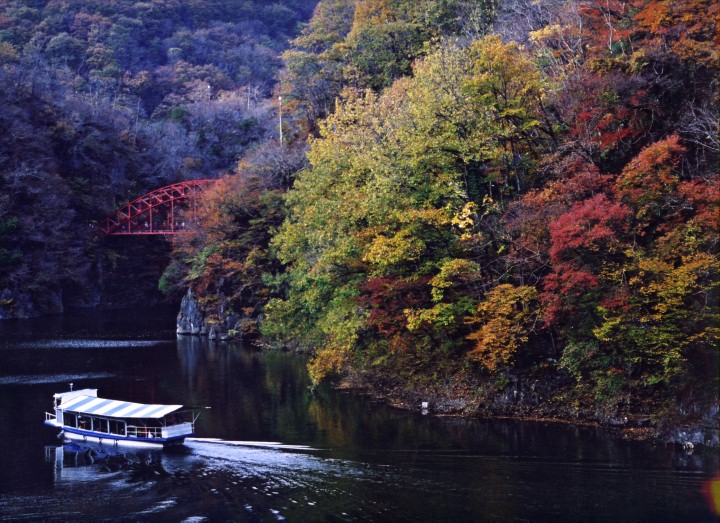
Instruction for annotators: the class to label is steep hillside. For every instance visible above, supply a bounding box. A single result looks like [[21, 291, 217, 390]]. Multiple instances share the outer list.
[[0, 0, 319, 317], [264, 0, 717, 441]]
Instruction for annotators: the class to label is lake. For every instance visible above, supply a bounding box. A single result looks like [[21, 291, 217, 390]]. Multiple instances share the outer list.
[[0, 306, 717, 521]]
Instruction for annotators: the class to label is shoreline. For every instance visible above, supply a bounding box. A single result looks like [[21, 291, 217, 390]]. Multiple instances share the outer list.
[[335, 372, 720, 449]]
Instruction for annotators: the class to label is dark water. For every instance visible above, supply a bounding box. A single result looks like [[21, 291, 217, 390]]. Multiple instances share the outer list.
[[0, 307, 717, 521]]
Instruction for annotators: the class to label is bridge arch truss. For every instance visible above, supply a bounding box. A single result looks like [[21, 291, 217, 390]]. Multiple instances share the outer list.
[[100, 179, 215, 235]]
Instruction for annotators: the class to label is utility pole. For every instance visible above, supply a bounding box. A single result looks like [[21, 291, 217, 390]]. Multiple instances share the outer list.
[[278, 95, 283, 146]]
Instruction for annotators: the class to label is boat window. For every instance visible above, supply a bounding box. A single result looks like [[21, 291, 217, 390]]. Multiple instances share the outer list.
[[77, 416, 90, 429], [93, 417, 109, 433], [109, 419, 126, 436], [64, 412, 77, 428]]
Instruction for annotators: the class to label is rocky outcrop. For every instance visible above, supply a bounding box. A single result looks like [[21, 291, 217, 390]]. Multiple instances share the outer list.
[[663, 426, 720, 448], [176, 288, 245, 340], [659, 402, 720, 448], [208, 314, 244, 341], [176, 288, 206, 335]]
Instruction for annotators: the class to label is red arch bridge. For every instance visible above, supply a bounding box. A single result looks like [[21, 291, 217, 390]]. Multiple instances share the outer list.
[[99, 179, 216, 235]]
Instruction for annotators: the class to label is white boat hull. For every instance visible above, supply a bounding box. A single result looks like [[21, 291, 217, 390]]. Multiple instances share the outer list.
[[45, 420, 190, 448], [61, 429, 169, 448]]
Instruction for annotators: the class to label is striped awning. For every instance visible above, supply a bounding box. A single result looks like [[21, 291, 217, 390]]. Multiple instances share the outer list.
[[59, 394, 183, 419]]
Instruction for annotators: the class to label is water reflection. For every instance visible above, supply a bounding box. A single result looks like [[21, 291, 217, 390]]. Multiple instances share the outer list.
[[170, 336, 719, 521], [0, 309, 717, 521], [44, 442, 166, 480], [177, 336, 315, 444]]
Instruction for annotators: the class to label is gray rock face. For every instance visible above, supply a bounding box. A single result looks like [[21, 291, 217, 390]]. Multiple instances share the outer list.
[[176, 288, 244, 340], [664, 427, 720, 448], [176, 288, 205, 335]]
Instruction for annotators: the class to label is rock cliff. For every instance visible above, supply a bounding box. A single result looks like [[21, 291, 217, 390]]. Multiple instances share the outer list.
[[176, 288, 245, 341]]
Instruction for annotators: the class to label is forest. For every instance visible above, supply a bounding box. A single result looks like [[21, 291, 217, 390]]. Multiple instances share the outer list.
[[1, 0, 717, 435], [0, 0, 316, 313]]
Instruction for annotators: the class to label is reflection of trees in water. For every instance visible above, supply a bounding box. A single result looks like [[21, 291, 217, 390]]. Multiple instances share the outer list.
[[175, 337, 313, 442]]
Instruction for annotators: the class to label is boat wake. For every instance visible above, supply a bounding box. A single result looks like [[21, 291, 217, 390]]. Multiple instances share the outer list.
[[30, 437, 449, 521], [171, 436, 396, 520], [186, 437, 317, 451], [166, 435, 461, 521]]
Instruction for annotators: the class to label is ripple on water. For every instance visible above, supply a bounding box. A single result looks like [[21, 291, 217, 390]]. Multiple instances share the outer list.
[[136, 498, 179, 517], [164, 439, 438, 521], [4, 339, 175, 350], [0, 372, 114, 385]]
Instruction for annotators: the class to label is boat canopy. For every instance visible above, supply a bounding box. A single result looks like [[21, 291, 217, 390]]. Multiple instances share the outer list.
[[59, 394, 184, 419]]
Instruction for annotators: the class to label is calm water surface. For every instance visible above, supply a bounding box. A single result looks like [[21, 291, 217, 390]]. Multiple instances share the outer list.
[[0, 307, 717, 521]]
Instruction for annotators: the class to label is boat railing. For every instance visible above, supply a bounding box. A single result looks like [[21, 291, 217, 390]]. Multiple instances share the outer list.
[[126, 425, 163, 439], [124, 421, 193, 439], [45, 412, 56, 422]]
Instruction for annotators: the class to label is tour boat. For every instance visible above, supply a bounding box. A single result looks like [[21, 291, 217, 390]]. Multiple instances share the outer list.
[[44, 387, 198, 447]]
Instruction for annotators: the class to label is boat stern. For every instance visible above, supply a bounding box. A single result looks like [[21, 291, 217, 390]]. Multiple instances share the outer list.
[[161, 421, 194, 440]]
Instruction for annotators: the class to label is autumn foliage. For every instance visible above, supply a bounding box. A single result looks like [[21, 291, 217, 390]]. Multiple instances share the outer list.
[[262, 0, 718, 424]]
